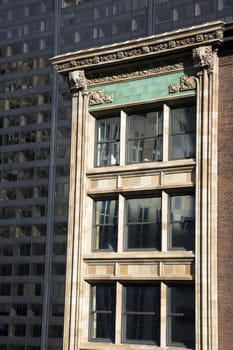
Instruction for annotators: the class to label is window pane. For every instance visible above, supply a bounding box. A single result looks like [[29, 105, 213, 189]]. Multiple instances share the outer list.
[[123, 284, 160, 343], [90, 284, 115, 342], [126, 197, 161, 249], [96, 117, 120, 166], [170, 106, 196, 159], [169, 195, 195, 250], [168, 285, 195, 346], [94, 200, 118, 251], [127, 111, 163, 163]]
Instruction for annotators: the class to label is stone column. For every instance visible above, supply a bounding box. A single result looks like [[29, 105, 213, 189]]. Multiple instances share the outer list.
[[193, 46, 219, 350], [63, 70, 89, 350]]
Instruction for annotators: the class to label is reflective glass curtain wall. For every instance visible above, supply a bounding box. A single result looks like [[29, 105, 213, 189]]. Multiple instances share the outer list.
[[0, 1, 233, 350]]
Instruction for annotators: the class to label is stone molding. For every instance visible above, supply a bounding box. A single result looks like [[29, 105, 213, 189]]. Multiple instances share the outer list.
[[51, 22, 224, 74]]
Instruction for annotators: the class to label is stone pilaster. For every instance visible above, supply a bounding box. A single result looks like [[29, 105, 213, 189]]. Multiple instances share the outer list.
[[194, 46, 219, 350], [63, 70, 89, 350]]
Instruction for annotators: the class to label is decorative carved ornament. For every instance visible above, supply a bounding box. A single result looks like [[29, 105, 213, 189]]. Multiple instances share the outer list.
[[68, 70, 87, 93], [169, 75, 196, 93], [192, 45, 214, 71], [89, 90, 113, 106], [86, 58, 191, 86], [53, 27, 223, 73]]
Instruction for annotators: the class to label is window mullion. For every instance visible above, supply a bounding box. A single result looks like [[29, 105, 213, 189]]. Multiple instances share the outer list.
[[120, 110, 127, 166], [118, 194, 124, 252], [160, 282, 167, 348], [162, 190, 168, 252], [163, 104, 170, 162], [115, 281, 122, 345]]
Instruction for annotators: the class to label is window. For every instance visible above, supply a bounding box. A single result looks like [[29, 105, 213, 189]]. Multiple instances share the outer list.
[[169, 194, 195, 250], [89, 283, 195, 346], [170, 106, 196, 160], [90, 284, 116, 342], [123, 284, 160, 344], [92, 193, 194, 252], [94, 104, 195, 167], [126, 197, 161, 249], [93, 199, 118, 251], [167, 285, 195, 347], [127, 111, 163, 163], [96, 117, 120, 166]]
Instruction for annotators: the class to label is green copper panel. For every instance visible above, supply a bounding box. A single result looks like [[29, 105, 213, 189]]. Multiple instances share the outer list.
[[89, 70, 195, 110]]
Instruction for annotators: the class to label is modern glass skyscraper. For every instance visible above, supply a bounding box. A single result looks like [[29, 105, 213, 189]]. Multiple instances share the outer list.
[[0, 1, 232, 350]]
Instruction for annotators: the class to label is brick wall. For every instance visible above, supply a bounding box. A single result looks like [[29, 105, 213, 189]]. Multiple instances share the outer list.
[[218, 49, 233, 349]]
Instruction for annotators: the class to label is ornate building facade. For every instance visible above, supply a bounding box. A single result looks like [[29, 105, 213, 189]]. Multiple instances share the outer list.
[[51, 20, 233, 350]]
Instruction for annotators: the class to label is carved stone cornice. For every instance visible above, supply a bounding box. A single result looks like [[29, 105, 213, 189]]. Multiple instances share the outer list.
[[51, 22, 224, 75], [68, 70, 87, 94]]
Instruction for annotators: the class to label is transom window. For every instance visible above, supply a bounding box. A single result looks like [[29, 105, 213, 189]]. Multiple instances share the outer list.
[[94, 104, 196, 167], [89, 283, 195, 347], [93, 194, 194, 252]]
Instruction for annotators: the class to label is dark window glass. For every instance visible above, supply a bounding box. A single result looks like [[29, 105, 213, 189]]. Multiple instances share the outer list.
[[48, 325, 63, 339], [90, 284, 116, 342], [0, 303, 10, 316], [123, 284, 160, 344], [170, 106, 196, 159], [0, 284, 11, 295], [127, 111, 163, 163], [169, 194, 195, 250], [96, 117, 120, 166], [29, 304, 43, 316], [94, 199, 118, 251], [13, 304, 27, 316], [168, 285, 195, 347], [50, 304, 64, 317], [126, 197, 161, 249]]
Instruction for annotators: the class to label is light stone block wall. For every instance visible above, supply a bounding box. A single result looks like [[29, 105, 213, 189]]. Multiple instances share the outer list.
[[50, 21, 223, 350]]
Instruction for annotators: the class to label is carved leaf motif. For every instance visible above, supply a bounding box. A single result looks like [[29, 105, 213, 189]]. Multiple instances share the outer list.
[[68, 70, 87, 93], [89, 90, 113, 105], [169, 84, 180, 93], [180, 75, 196, 91], [192, 45, 213, 70]]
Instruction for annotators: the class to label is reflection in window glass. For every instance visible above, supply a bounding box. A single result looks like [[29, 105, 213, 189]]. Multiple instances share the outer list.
[[123, 284, 160, 343], [170, 106, 196, 160], [168, 285, 195, 347], [90, 284, 116, 342], [169, 194, 195, 250], [94, 200, 118, 251], [96, 117, 120, 166], [126, 197, 161, 249], [127, 111, 163, 163]]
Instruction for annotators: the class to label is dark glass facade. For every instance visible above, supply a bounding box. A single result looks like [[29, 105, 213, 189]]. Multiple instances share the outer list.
[[0, 1, 232, 350]]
